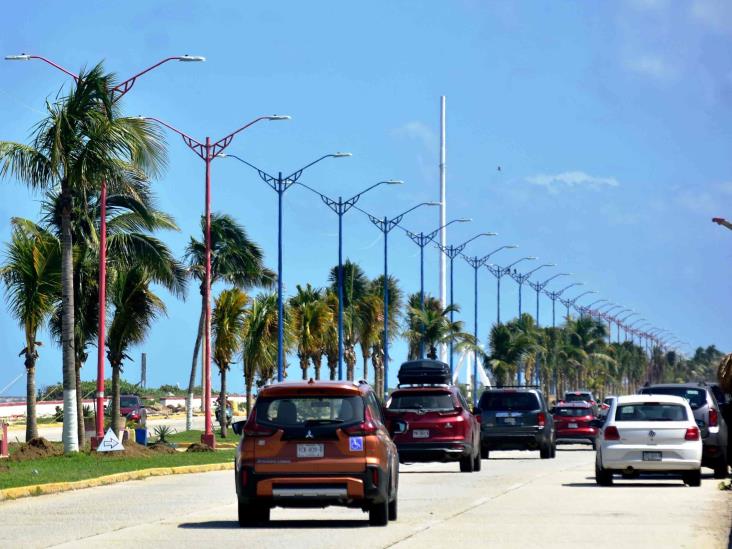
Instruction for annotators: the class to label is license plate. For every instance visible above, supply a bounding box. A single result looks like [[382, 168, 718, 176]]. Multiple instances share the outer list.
[[568, 423, 578, 429], [413, 429, 430, 439], [297, 444, 324, 458], [643, 451, 662, 461], [503, 417, 516, 425]]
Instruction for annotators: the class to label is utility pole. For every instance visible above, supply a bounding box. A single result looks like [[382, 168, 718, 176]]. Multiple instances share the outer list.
[[140, 353, 147, 389]]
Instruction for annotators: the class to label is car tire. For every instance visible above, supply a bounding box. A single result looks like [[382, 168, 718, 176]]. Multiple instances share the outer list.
[[388, 495, 398, 521], [713, 456, 728, 479], [460, 454, 475, 472], [591, 439, 597, 451], [473, 449, 482, 471], [683, 469, 702, 487], [481, 446, 490, 459], [595, 460, 613, 486], [369, 499, 389, 526], [540, 443, 551, 459], [238, 501, 270, 526], [551, 442, 557, 459]]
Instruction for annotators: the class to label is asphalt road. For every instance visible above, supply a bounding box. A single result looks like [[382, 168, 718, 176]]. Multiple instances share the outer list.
[[2, 445, 730, 548]]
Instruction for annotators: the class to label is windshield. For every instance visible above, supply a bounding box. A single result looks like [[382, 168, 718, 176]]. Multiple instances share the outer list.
[[555, 407, 593, 417], [120, 397, 138, 408], [640, 387, 706, 410], [564, 393, 592, 402], [388, 391, 455, 411], [479, 392, 540, 412], [615, 403, 688, 422], [255, 396, 364, 427]]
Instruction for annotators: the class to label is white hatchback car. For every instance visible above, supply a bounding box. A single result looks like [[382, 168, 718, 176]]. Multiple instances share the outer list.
[[595, 394, 702, 486]]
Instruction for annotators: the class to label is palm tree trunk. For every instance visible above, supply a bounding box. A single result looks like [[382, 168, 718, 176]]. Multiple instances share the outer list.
[[75, 359, 85, 447], [111, 362, 121, 438], [245, 376, 253, 416], [300, 355, 309, 380], [362, 352, 369, 381], [311, 354, 322, 380], [25, 353, 38, 441], [220, 368, 227, 438], [186, 297, 205, 431], [60, 196, 79, 453]]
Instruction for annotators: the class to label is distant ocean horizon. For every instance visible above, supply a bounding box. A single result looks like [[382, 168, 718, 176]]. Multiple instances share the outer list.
[[0, 396, 24, 404]]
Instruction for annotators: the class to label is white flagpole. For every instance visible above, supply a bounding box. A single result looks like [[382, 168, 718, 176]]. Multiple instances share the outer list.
[[439, 96, 448, 362]]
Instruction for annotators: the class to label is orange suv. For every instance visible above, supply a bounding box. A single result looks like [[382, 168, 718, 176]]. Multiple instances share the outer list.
[[233, 379, 399, 526]]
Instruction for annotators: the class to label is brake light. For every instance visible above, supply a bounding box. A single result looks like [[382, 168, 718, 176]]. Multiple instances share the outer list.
[[536, 412, 546, 428], [371, 468, 379, 486], [343, 405, 379, 436], [685, 426, 700, 441], [242, 408, 276, 437], [709, 409, 719, 428], [604, 426, 620, 441]]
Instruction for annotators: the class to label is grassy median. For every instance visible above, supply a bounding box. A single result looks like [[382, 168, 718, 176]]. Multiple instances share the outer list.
[[0, 445, 235, 490], [165, 429, 238, 445]]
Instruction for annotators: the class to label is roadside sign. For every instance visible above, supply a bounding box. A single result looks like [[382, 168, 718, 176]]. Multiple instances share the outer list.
[[96, 428, 124, 452]]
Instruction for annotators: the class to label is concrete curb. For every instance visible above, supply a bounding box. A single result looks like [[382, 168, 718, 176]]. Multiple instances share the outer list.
[[0, 461, 234, 502]]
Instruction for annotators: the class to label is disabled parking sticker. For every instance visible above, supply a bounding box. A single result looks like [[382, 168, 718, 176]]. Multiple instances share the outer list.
[[349, 436, 364, 452]]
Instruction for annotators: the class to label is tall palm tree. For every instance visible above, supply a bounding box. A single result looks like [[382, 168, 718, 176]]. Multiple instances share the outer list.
[[0, 64, 167, 453], [212, 288, 248, 438], [184, 213, 274, 430], [367, 274, 403, 392], [241, 292, 287, 413], [289, 284, 332, 380], [1, 221, 61, 441], [408, 303, 473, 361], [106, 266, 167, 437], [322, 290, 340, 380], [329, 260, 368, 381], [357, 293, 382, 381], [404, 293, 444, 360]]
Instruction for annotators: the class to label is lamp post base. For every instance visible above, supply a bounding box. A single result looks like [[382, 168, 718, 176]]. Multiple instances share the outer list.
[[90, 436, 103, 451], [201, 433, 216, 449]]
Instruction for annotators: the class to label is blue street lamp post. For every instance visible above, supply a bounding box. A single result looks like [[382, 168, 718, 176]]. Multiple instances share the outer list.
[[402, 219, 471, 358], [509, 263, 555, 317], [528, 272, 571, 326], [361, 202, 440, 396], [222, 153, 350, 382], [297, 179, 402, 379], [559, 290, 597, 321], [486, 256, 536, 324], [436, 233, 496, 375]]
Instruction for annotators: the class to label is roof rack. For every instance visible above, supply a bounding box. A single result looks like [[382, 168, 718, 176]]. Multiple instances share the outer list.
[[494, 384, 540, 389], [396, 383, 450, 388]]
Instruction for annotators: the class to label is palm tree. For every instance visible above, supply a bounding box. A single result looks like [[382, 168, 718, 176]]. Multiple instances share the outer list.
[[1, 221, 61, 441], [241, 292, 287, 413], [184, 213, 274, 430], [408, 303, 473, 360], [289, 284, 332, 380], [329, 260, 368, 381], [106, 267, 166, 437], [0, 64, 167, 453], [357, 293, 382, 381], [212, 288, 248, 438], [322, 290, 340, 380]]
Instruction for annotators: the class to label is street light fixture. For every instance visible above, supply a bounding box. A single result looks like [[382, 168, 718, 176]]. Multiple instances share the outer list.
[[7, 53, 205, 450], [528, 272, 571, 326], [296, 176, 403, 378], [509, 263, 555, 317], [485, 256, 536, 324], [543, 282, 583, 328]]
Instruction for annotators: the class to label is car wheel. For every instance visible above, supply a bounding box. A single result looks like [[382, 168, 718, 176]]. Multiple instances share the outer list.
[[540, 443, 551, 459], [481, 446, 490, 459], [238, 501, 270, 526], [595, 456, 613, 486], [388, 494, 398, 521], [550, 442, 557, 459], [369, 499, 389, 526], [591, 439, 597, 451], [460, 454, 475, 472], [713, 456, 728, 479], [683, 469, 702, 487], [473, 449, 482, 471]]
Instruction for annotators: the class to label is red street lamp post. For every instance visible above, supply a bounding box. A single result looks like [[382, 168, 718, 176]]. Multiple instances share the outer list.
[[5, 53, 206, 447], [143, 115, 290, 447]]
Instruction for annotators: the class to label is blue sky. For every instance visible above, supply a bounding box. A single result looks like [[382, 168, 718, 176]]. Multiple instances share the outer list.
[[1, 0, 731, 396]]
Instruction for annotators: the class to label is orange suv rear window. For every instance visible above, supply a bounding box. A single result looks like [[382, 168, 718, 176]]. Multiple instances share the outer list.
[[256, 396, 365, 428]]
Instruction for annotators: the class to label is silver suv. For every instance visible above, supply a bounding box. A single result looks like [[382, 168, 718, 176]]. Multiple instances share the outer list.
[[639, 383, 728, 478]]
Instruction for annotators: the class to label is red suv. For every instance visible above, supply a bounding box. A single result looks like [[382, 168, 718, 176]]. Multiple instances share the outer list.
[[233, 380, 399, 526], [552, 401, 598, 449], [385, 360, 481, 472]]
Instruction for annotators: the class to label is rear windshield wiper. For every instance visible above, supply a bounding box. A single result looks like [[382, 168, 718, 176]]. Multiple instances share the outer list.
[[304, 419, 343, 425]]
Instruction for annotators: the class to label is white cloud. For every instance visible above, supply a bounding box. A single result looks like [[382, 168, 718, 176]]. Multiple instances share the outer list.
[[526, 171, 620, 192], [392, 121, 438, 155]]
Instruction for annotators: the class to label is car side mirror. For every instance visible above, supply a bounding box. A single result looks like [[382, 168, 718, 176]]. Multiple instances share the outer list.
[[472, 407, 480, 416], [549, 407, 556, 415], [590, 419, 604, 428], [454, 405, 463, 414], [232, 420, 246, 436], [393, 420, 408, 434]]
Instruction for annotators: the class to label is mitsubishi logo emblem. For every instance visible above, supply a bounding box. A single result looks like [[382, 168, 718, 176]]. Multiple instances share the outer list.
[[305, 430, 314, 439], [648, 430, 656, 439]]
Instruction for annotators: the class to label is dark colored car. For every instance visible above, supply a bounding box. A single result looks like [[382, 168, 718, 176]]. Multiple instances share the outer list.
[[639, 383, 729, 478], [552, 401, 599, 449], [385, 384, 481, 472], [477, 388, 556, 459], [233, 380, 399, 527], [119, 395, 146, 423]]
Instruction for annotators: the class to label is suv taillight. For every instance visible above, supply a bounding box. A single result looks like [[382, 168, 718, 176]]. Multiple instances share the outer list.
[[709, 409, 719, 428], [685, 426, 700, 441], [343, 405, 379, 436], [604, 426, 620, 441], [536, 412, 546, 428], [242, 408, 276, 437]]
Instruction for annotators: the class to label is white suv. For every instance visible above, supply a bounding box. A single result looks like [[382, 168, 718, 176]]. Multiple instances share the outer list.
[[595, 394, 702, 486]]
